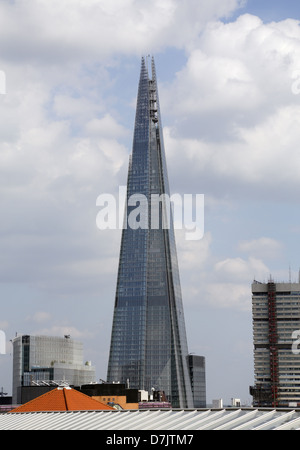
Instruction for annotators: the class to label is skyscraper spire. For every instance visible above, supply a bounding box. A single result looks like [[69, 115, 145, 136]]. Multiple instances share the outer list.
[[107, 56, 193, 408]]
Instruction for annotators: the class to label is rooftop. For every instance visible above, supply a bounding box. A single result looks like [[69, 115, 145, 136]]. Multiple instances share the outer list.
[[2, 407, 300, 430], [10, 387, 114, 413]]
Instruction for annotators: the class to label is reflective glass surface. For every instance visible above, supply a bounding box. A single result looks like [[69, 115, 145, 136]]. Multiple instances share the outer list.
[[107, 57, 193, 408]]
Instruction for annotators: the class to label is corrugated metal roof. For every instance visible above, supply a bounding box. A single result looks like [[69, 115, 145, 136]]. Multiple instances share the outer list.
[[1, 408, 300, 430]]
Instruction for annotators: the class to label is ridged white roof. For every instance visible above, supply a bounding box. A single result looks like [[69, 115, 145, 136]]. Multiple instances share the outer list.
[[1, 408, 300, 430]]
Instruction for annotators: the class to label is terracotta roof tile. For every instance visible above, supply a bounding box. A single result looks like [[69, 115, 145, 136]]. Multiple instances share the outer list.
[[10, 387, 114, 413]]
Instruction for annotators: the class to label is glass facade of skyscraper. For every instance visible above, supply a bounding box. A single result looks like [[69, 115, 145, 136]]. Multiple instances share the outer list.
[[187, 355, 206, 408], [107, 57, 193, 408]]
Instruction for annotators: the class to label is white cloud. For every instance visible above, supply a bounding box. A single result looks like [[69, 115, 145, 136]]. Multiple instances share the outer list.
[[176, 228, 272, 311], [165, 47, 261, 115], [238, 237, 283, 260], [0, 76, 128, 289], [176, 231, 262, 312], [205, 282, 251, 311], [53, 95, 101, 123], [165, 14, 300, 118], [0, 0, 245, 63], [85, 114, 129, 139], [215, 256, 269, 282], [176, 231, 212, 271], [161, 14, 300, 201], [165, 104, 300, 199]]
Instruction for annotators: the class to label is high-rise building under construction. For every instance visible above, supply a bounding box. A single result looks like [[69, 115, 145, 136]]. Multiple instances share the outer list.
[[251, 280, 300, 407], [106, 57, 194, 408]]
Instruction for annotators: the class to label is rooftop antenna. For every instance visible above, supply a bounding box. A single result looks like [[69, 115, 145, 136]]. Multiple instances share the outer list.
[[289, 265, 292, 283], [0, 387, 7, 397]]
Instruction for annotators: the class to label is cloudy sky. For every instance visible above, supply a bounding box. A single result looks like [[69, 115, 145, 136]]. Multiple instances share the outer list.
[[1, 0, 300, 405]]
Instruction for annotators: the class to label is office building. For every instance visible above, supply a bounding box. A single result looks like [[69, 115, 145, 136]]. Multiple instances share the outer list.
[[187, 355, 206, 408], [250, 280, 300, 407], [106, 57, 194, 408], [12, 335, 95, 404]]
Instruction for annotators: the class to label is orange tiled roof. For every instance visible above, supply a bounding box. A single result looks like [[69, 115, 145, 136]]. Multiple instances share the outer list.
[[10, 387, 115, 413]]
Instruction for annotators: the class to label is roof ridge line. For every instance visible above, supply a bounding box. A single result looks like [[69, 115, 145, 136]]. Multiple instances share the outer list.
[[62, 388, 69, 411]]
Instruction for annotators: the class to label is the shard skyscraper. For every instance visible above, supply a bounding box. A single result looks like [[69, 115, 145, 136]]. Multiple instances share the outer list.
[[107, 56, 193, 408]]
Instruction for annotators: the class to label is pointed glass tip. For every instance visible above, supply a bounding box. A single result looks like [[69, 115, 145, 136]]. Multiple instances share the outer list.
[[140, 55, 156, 81]]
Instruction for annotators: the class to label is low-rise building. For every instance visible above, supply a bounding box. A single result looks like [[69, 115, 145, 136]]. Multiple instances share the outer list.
[[12, 335, 95, 404], [78, 383, 141, 410]]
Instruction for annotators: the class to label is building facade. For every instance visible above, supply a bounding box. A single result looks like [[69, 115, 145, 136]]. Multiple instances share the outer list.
[[12, 335, 95, 404], [106, 57, 194, 408], [79, 383, 142, 410], [251, 280, 300, 407], [187, 355, 206, 408]]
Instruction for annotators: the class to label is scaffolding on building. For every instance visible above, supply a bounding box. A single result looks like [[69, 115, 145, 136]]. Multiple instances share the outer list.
[[268, 282, 278, 408]]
